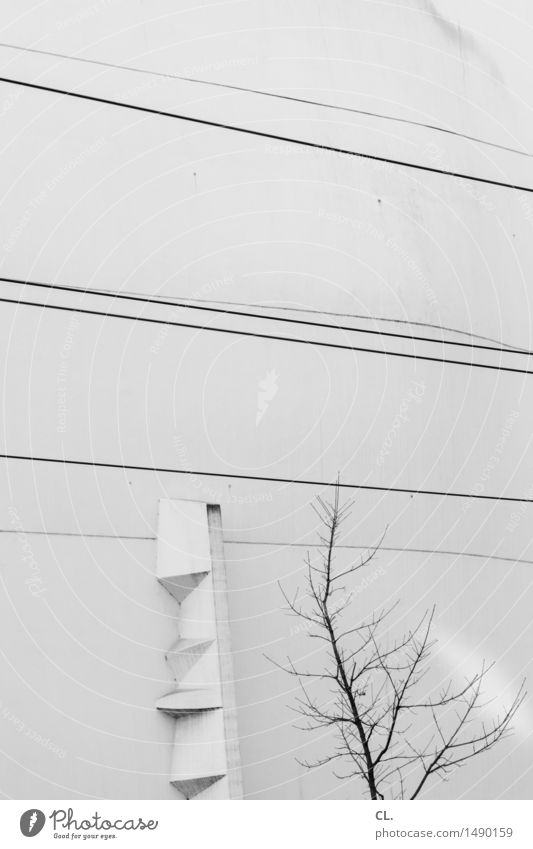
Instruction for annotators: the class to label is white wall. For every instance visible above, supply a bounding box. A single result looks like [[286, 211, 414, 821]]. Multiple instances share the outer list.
[[0, 0, 532, 799]]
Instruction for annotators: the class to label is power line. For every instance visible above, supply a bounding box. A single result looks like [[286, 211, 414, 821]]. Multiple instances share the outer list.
[[127, 292, 525, 353], [225, 539, 533, 567], [96, 284, 523, 352], [3, 276, 531, 358], [1, 75, 533, 195], [0, 528, 153, 540], [1, 523, 530, 566], [0, 452, 531, 503], [0, 40, 530, 160], [2, 294, 533, 375]]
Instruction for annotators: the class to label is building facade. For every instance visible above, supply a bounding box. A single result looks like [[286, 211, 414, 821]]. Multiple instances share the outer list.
[[0, 0, 532, 799]]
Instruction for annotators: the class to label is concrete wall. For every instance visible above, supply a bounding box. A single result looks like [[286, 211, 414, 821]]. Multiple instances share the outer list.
[[0, 0, 532, 799]]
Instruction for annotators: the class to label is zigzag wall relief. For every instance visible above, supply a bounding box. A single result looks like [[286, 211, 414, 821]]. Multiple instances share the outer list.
[[156, 499, 243, 800]]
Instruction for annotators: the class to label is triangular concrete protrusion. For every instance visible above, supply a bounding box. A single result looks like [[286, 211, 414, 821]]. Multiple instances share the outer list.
[[165, 638, 214, 682], [155, 686, 222, 716], [158, 572, 208, 604], [171, 774, 226, 799]]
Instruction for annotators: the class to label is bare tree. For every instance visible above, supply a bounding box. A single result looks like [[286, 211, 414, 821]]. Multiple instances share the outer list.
[[271, 487, 525, 800]]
